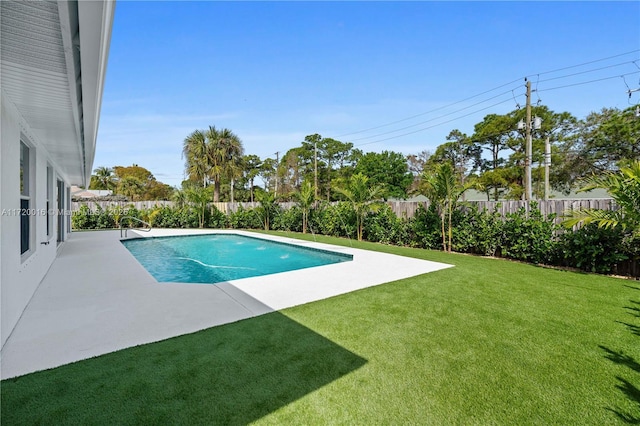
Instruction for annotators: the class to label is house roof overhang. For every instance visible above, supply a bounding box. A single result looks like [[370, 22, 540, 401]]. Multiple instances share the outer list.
[[1, 0, 115, 187]]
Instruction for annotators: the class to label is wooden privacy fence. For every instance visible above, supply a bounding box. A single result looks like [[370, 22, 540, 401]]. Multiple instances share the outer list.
[[72, 199, 615, 225], [71, 200, 174, 212], [386, 199, 616, 225]]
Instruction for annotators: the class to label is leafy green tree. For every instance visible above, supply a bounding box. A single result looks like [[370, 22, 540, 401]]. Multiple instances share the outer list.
[[242, 154, 262, 203], [471, 113, 515, 200], [117, 176, 144, 201], [354, 151, 413, 199], [334, 173, 385, 241], [259, 158, 278, 193], [557, 107, 640, 188], [428, 130, 481, 185], [317, 137, 353, 200], [563, 160, 640, 235]]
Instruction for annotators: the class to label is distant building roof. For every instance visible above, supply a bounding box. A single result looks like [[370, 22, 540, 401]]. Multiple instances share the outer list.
[[71, 186, 112, 199]]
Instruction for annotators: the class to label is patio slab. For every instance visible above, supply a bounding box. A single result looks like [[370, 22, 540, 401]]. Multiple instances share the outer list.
[[0, 229, 452, 379]]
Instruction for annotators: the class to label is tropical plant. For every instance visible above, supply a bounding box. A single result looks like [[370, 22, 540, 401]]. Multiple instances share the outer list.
[[563, 160, 640, 235], [182, 127, 244, 202], [257, 191, 278, 231], [182, 130, 209, 187], [91, 166, 116, 190], [334, 173, 385, 241], [207, 127, 244, 202], [419, 162, 471, 252], [294, 181, 315, 234], [186, 186, 212, 228]]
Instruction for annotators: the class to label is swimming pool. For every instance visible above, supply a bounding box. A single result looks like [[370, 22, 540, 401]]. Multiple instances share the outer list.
[[122, 234, 353, 284]]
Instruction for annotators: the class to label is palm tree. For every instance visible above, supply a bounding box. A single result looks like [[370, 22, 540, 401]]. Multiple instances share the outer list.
[[243, 154, 262, 203], [334, 173, 385, 241], [205, 127, 244, 202], [182, 130, 209, 187], [257, 191, 277, 231], [186, 186, 212, 228], [295, 181, 315, 234], [563, 160, 640, 235], [92, 166, 116, 190], [419, 162, 471, 252]]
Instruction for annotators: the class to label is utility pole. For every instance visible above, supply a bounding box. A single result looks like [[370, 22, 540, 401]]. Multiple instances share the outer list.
[[525, 79, 532, 201], [544, 137, 550, 201]]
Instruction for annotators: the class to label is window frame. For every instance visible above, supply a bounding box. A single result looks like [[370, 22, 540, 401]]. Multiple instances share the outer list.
[[20, 140, 35, 258]]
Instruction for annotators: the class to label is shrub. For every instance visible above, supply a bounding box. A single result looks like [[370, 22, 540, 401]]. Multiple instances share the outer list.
[[72, 204, 96, 229], [363, 204, 411, 246], [409, 204, 441, 249], [499, 203, 558, 264], [556, 223, 629, 274], [273, 206, 303, 232], [228, 205, 262, 230], [208, 206, 228, 229], [312, 202, 357, 239], [453, 205, 502, 256]]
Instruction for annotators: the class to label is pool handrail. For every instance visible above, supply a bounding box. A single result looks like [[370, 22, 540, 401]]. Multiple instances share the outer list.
[[120, 216, 152, 238]]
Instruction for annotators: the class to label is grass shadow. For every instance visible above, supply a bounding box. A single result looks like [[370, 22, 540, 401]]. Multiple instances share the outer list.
[[602, 295, 640, 424], [1, 312, 367, 425]]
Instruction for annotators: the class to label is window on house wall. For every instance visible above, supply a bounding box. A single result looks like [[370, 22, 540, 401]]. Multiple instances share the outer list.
[[66, 186, 71, 235], [46, 166, 53, 238], [57, 179, 64, 243], [20, 141, 31, 255]]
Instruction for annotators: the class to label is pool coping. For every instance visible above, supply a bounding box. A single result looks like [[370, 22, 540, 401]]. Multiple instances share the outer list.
[[1, 229, 453, 379]]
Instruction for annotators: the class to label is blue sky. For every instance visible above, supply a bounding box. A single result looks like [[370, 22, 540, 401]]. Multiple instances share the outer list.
[[95, 1, 640, 187]]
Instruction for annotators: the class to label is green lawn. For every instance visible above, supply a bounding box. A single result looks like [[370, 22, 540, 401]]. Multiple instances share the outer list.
[[2, 232, 639, 425]]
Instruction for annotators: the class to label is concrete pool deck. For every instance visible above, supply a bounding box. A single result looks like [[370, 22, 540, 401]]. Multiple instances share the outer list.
[[1, 229, 452, 379]]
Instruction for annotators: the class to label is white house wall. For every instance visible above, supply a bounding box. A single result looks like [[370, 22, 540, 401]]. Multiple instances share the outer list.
[[1, 95, 70, 349]]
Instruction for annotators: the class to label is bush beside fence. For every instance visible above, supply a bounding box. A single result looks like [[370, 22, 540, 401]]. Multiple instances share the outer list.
[[70, 198, 637, 278]]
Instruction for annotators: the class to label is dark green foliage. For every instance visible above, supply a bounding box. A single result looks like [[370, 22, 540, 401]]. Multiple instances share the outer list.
[[273, 206, 303, 232], [556, 224, 629, 274], [408, 204, 441, 249], [311, 202, 357, 239], [228, 205, 263, 230], [363, 204, 410, 246], [71, 204, 96, 229], [208, 206, 228, 229], [453, 205, 502, 256], [499, 204, 558, 264]]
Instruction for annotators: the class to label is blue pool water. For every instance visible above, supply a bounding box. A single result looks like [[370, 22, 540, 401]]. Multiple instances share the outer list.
[[122, 234, 352, 284]]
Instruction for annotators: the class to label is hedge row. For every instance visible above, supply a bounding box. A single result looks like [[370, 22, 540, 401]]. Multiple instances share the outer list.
[[72, 202, 639, 277]]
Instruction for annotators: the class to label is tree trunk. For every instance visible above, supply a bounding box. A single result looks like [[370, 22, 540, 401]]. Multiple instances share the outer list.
[[441, 212, 446, 251], [213, 181, 221, 202]]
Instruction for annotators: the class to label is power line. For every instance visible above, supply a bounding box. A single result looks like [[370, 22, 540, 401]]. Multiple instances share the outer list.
[[531, 49, 639, 77], [537, 60, 638, 83], [537, 71, 640, 92], [335, 50, 640, 140], [335, 78, 522, 138], [350, 88, 524, 142], [355, 97, 517, 147]]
